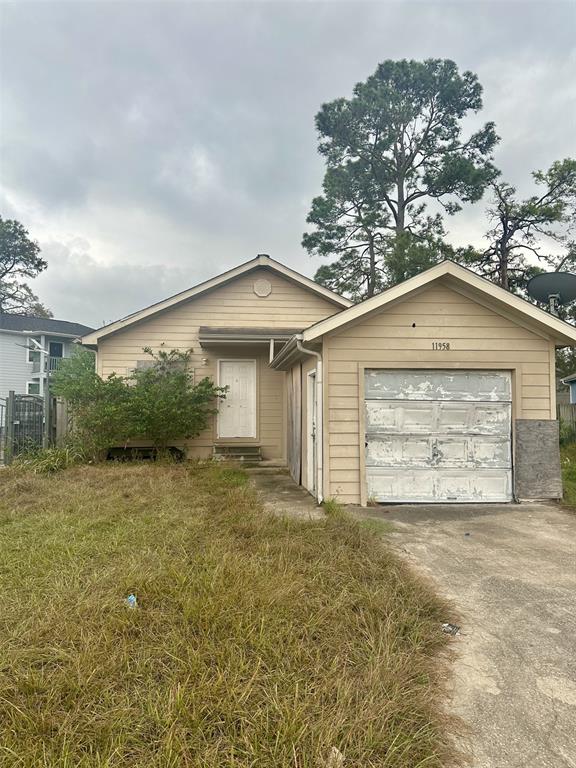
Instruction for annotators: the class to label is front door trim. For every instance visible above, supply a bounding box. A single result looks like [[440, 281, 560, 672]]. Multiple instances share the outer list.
[[305, 370, 317, 494], [217, 359, 257, 439]]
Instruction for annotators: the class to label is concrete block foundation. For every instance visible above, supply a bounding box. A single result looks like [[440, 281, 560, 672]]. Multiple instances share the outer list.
[[514, 419, 562, 500]]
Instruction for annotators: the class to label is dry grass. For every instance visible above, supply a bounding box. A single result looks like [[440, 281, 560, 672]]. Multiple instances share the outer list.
[[0, 462, 460, 767]]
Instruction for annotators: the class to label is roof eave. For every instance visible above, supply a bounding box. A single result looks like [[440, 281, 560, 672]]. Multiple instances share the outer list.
[[0, 327, 88, 339]]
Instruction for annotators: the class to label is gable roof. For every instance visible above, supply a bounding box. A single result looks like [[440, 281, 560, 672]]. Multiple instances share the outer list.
[[270, 260, 576, 369], [81, 254, 352, 346], [299, 260, 576, 346], [0, 313, 94, 338]]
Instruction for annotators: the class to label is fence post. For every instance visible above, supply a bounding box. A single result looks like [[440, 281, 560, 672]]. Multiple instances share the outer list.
[[5, 391, 15, 465], [43, 382, 52, 449]]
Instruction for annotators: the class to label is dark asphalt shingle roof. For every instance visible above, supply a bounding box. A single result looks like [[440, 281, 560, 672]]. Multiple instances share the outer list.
[[0, 313, 95, 337]]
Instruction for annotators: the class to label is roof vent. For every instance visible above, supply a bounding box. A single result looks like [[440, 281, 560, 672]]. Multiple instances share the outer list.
[[257, 253, 270, 259]]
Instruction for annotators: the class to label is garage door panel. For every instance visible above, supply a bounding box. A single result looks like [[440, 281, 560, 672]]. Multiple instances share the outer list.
[[367, 469, 436, 501], [473, 438, 511, 466], [471, 405, 511, 434], [436, 437, 468, 464], [435, 470, 512, 503], [366, 436, 431, 466], [367, 401, 511, 436], [365, 370, 512, 401], [366, 400, 437, 432], [365, 369, 513, 503], [367, 468, 512, 502], [367, 435, 511, 469]]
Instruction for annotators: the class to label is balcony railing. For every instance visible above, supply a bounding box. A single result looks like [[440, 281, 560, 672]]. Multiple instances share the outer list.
[[31, 356, 64, 375]]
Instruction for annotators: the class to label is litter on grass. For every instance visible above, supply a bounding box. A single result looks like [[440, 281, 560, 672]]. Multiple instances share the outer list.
[[125, 594, 138, 609], [326, 746, 345, 767], [441, 622, 460, 636]]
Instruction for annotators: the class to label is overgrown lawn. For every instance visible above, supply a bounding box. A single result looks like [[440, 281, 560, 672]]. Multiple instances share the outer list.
[[0, 463, 459, 767]]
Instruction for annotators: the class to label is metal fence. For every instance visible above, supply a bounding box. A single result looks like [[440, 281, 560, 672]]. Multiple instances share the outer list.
[[0, 397, 6, 464], [0, 391, 56, 464]]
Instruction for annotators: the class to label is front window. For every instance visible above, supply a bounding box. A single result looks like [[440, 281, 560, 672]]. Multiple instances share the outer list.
[[27, 381, 40, 395]]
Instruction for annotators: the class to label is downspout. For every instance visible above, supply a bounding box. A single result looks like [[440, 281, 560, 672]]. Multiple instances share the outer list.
[[296, 339, 324, 504]]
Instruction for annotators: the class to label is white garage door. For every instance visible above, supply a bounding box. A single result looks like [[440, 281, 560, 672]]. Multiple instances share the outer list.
[[365, 370, 512, 503]]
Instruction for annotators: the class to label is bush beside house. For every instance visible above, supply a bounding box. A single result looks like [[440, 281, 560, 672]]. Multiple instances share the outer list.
[[51, 346, 225, 460]]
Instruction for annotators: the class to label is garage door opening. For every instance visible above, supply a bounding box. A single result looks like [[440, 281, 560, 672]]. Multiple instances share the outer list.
[[365, 370, 513, 503]]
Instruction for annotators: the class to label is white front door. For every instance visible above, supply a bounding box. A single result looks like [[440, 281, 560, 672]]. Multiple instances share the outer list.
[[218, 360, 257, 439]]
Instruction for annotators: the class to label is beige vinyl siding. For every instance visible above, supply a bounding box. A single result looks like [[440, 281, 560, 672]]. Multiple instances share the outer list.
[[324, 281, 556, 504], [96, 268, 340, 460]]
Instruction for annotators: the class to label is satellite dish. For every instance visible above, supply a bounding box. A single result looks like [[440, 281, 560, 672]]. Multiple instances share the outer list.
[[526, 272, 576, 316]]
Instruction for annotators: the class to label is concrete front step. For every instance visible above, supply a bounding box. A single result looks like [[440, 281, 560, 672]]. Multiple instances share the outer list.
[[243, 465, 290, 475], [213, 445, 262, 463]]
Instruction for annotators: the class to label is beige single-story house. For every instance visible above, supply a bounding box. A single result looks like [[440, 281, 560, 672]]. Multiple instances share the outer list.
[[82, 254, 576, 505]]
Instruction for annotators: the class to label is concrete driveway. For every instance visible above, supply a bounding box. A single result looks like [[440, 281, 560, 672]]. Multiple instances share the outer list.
[[358, 501, 576, 768]]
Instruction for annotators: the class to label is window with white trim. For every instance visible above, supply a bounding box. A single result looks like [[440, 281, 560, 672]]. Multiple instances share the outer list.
[[49, 341, 64, 358], [27, 339, 41, 364]]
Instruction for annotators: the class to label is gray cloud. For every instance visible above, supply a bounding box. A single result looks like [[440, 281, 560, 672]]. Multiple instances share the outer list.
[[1, 0, 575, 326]]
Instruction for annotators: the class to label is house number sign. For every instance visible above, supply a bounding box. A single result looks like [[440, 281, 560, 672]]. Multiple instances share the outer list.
[[432, 341, 450, 350]]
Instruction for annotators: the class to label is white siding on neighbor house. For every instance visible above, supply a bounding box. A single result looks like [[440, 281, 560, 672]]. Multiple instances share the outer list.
[[323, 280, 557, 504], [0, 332, 35, 400], [0, 333, 77, 401], [96, 268, 341, 460]]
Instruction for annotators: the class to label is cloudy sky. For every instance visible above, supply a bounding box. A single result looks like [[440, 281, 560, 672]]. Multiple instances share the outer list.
[[1, 0, 575, 327]]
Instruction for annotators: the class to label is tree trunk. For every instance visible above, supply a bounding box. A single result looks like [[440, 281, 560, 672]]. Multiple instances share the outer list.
[[499, 246, 509, 291], [396, 174, 405, 234], [367, 235, 377, 297]]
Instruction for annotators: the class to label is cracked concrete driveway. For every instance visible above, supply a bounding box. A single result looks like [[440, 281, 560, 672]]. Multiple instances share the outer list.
[[357, 501, 576, 768]]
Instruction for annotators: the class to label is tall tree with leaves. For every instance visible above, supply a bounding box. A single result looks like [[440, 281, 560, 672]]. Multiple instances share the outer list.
[[304, 59, 499, 300], [0, 215, 51, 316], [303, 165, 389, 300], [465, 159, 576, 291]]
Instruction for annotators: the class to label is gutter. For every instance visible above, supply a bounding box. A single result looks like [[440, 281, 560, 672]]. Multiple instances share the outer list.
[[269, 335, 300, 369], [296, 339, 324, 504]]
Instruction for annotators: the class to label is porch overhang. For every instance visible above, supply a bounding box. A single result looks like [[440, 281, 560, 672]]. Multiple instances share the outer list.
[[198, 326, 302, 347]]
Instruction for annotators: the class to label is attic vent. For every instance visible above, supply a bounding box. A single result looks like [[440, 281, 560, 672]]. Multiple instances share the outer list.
[[253, 278, 272, 298]]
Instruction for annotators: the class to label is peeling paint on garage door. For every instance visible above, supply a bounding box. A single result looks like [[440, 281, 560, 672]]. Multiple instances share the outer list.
[[365, 370, 512, 503]]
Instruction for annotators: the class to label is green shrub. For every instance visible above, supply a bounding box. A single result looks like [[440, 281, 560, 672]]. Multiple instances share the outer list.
[[51, 346, 226, 458]]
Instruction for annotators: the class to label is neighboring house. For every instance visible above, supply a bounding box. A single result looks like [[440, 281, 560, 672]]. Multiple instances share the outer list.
[[561, 372, 576, 404], [0, 314, 95, 400], [82, 254, 576, 505]]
